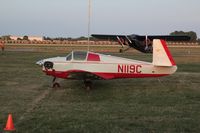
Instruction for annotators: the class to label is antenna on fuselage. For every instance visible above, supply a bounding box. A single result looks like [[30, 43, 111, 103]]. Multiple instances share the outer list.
[[87, 0, 91, 51]]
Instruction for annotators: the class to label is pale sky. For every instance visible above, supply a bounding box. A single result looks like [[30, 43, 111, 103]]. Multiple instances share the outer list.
[[0, 0, 199, 38]]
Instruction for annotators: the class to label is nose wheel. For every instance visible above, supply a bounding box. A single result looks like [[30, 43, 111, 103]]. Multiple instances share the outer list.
[[52, 77, 60, 88]]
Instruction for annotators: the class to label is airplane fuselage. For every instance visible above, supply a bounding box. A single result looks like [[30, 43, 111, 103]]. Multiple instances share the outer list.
[[37, 40, 178, 89], [41, 57, 177, 80]]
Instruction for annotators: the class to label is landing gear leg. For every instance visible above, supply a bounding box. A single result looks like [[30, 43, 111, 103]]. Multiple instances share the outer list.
[[84, 80, 92, 91], [52, 77, 60, 88]]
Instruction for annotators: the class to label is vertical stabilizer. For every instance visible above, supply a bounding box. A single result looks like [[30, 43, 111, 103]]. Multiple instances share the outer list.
[[153, 39, 176, 66]]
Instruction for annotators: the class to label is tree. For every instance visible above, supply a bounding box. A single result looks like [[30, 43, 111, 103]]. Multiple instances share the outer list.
[[170, 31, 197, 42], [76, 36, 87, 40], [23, 35, 29, 40], [198, 39, 200, 45], [17, 38, 22, 41], [43, 36, 52, 41], [67, 37, 72, 40], [187, 31, 197, 41]]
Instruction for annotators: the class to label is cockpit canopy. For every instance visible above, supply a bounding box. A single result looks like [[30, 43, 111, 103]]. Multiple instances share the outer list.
[[66, 51, 100, 61]]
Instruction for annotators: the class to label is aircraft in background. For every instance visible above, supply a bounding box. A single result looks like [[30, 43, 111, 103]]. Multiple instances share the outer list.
[[92, 34, 190, 53], [37, 39, 177, 90]]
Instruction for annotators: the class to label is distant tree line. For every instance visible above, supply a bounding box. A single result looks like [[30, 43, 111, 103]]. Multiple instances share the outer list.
[[17, 36, 29, 41], [1, 31, 200, 44], [43, 36, 96, 41], [170, 31, 198, 42], [43, 36, 71, 41]]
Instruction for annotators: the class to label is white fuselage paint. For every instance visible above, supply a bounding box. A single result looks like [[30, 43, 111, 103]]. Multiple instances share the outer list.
[[41, 55, 177, 76]]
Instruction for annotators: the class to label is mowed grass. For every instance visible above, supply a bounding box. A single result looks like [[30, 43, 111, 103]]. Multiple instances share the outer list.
[[0, 47, 200, 133]]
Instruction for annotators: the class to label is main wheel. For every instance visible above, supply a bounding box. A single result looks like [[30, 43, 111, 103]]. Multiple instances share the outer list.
[[53, 82, 60, 88], [84, 80, 92, 91]]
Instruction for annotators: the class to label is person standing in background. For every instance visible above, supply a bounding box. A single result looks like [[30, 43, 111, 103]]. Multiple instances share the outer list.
[[0, 40, 5, 53]]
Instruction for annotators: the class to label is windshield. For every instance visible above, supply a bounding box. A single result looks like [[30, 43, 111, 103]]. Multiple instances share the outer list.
[[66, 53, 72, 61], [73, 51, 87, 61]]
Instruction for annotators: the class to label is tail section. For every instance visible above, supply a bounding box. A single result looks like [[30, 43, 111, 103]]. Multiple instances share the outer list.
[[153, 39, 176, 66]]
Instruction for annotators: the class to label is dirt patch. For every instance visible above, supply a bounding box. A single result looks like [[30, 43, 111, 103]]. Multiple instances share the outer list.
[[17, 87, 52, 123]]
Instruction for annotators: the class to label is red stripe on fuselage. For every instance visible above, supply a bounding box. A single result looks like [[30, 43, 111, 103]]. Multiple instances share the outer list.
[[43, 70, 168, 80]]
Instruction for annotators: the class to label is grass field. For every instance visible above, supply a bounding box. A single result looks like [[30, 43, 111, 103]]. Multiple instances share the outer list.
[[0, 46, 200, 133]]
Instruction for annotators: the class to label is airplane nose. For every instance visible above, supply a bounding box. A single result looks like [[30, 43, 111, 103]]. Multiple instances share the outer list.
[[44, 61, 54, 69], [36, 60, 44, 66]]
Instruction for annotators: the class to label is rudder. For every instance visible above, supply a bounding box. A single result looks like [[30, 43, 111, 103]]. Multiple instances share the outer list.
[[152, 39, 176, 66]]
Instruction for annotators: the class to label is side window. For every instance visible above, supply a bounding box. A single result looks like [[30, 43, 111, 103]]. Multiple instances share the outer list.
[[73, 51, 87, 61], [66, 53, 72, 61], [87, 53, 100, 61]]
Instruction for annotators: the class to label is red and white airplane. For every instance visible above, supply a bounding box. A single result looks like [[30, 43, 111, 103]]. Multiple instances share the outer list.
[[36, 39, 177, 89]]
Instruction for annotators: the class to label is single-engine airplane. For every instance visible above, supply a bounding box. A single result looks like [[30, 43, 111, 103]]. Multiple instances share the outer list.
[[37, 39, 177, 90], [92, 34, 190, 53]]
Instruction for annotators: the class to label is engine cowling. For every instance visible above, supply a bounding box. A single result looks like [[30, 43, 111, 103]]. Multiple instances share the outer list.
[[44, 61, 54, 69]]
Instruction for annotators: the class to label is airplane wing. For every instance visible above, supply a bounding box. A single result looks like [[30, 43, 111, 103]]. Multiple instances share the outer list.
[[67, 70, 113, 80], [91, 34, 191, 41], [91, 34, 127, 41]]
